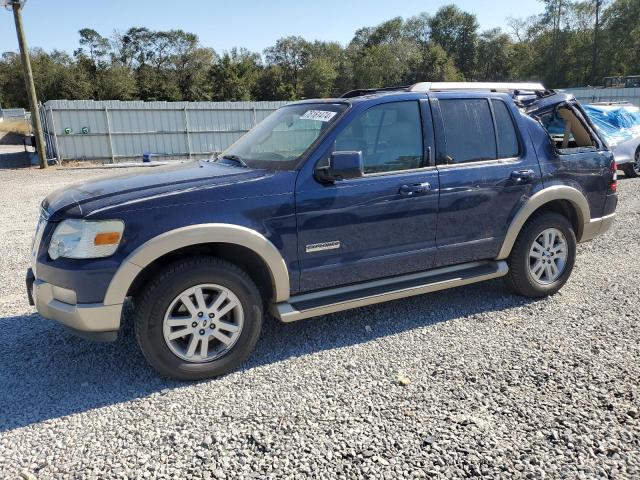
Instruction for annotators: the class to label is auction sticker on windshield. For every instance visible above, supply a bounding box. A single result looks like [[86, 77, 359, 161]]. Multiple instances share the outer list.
[[300, 110, 338, 122]]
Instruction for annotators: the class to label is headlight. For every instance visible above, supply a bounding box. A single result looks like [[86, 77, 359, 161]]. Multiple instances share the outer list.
[[48, 219, 124, 260]]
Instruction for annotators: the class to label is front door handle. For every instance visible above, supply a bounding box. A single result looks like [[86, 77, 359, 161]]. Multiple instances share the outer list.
[[510, 169, 536, 184], [399, 182, 432, 196]]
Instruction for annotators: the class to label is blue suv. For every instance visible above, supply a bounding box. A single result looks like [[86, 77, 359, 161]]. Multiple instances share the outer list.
[[27, 82, 618, 380]]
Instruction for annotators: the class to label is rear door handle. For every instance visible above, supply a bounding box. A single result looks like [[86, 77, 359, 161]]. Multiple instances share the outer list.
[[399, 182, 432, 196], [510, 169, 536, 184]]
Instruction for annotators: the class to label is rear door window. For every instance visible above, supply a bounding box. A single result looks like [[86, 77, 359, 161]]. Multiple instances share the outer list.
[[438, 99, 497, 163]]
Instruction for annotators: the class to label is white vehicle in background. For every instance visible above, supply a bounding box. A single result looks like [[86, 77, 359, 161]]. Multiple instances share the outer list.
[[584, 103, 640, 178]]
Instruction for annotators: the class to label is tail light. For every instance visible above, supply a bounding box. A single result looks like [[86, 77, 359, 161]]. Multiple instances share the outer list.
[[610, 159, 618, 193]]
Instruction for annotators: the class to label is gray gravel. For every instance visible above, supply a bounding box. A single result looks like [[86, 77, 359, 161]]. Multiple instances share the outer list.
[[0, 166, 639, 479]]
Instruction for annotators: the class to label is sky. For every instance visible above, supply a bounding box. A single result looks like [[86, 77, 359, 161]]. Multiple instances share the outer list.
[[0, 0, 543, 55]]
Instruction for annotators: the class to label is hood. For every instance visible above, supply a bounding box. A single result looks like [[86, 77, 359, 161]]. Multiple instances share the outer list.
[[43, 160, 280, 220]]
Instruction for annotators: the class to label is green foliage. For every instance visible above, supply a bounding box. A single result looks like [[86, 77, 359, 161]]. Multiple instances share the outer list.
[[0, 0, 638, 108], [428, 5, 478, 79]]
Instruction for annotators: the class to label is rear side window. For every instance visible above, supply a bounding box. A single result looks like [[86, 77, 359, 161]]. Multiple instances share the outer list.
[[539, 106, 596, 153], [439, 99, 496, 163], [492, 100, 519, 158]]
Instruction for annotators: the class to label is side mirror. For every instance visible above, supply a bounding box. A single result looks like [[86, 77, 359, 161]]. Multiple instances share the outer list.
[[315, 151, 364, 183]]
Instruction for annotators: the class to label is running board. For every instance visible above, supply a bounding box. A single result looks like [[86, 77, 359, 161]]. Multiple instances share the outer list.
[[275, 260, 509, 323]]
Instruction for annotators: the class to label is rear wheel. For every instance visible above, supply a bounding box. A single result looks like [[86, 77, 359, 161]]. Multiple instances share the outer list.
[[505, 212, 576, 298], [134, 257, 263, 381], [623, 149, 640, 178]]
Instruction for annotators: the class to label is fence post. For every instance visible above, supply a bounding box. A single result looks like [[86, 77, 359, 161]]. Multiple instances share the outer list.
[[104, 106, 115, 163], [184, 106, 192, 159], [252, 106, 257, 126], [48, 104, 62, 163]]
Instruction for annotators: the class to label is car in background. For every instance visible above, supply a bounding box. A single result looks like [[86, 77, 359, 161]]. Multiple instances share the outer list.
[[584, 103, 640, 178]]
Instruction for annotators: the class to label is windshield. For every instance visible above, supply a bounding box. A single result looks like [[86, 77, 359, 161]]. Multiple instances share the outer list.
[[219, 103, 348, 170]]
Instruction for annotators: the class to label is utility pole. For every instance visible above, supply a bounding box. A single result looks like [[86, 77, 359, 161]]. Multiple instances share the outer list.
[[9, 0, 47, 168], [591, 0, 603, 86]]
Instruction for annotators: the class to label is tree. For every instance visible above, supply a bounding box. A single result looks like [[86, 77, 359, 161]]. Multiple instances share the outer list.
[[539, 0, 571, 86], [210, 48, 261, 101], [475, 29, 515, 81], [413, 43, 462, 82], [264, 36, 310, 94], [75, 28, 110, 66], [429, 5, 479, 79], [298, 41, 342, 97], [347, 17, 421, 88], [300, 57, 338, 98], [600, 0, 640, 76], [254, 65, 295, 100], [113, 27, 155, 68]]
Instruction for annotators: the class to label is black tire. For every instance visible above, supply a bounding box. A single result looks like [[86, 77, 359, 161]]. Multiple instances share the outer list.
[[623, 163, 639, 178], [505, 212, 577, 298], [134, 256, 263, 381]]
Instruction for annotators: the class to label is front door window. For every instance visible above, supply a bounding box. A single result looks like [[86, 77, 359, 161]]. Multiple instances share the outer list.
[[335, 101, 424, 174]]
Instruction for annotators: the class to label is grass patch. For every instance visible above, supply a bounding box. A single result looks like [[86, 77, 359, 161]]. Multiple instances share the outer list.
[[0, 119, 31, 136]]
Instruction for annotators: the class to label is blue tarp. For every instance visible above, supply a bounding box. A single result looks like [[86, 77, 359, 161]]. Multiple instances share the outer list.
[[584, 105, 640, 145]]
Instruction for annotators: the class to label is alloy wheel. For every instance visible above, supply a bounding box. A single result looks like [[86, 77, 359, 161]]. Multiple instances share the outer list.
[[528, 228, 568, 285], [162, 284, 244, 363]]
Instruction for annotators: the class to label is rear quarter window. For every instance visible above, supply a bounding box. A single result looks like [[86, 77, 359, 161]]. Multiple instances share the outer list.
[[539, 106, 597, 153]]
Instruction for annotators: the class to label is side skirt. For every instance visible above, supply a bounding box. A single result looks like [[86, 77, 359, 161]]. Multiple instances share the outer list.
[[274, 260, 508, 322]]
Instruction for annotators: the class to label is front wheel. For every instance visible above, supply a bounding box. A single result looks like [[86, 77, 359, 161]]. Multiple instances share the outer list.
[[134, 257, 263, 381], [505, 212, 577, 298]]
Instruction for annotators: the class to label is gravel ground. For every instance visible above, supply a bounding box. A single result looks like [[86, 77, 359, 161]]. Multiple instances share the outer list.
[[0, 166, 638, 479]]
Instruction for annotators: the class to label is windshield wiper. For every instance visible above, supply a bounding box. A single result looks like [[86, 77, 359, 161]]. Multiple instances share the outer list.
[[217, 154, 249, 168]]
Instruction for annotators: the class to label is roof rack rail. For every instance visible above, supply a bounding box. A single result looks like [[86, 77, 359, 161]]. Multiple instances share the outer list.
[[340, 85, 410, 98], [409, 81, 546, 93]]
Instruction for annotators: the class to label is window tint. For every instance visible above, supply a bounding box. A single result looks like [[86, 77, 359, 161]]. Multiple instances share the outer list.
[[439, 99, 496, 163], [335, 101, 423, 174], [492, 100, 519, 158]]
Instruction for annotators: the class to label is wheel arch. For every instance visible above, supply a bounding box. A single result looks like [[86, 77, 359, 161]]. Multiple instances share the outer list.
[[496, 186, 590, 260], [103, 224, 290, 307]]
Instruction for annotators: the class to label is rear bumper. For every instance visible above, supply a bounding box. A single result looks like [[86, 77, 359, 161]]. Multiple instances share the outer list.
[[580, 213, 616, 242], [28, 269, 122, 342]]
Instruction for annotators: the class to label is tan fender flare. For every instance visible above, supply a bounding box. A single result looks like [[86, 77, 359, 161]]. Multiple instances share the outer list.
[[103, 224, 290, 307], [496, 185, 591, 260]]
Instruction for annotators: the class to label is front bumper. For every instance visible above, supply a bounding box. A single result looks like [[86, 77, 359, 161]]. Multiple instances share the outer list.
[[27, 268, 122, 342]]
